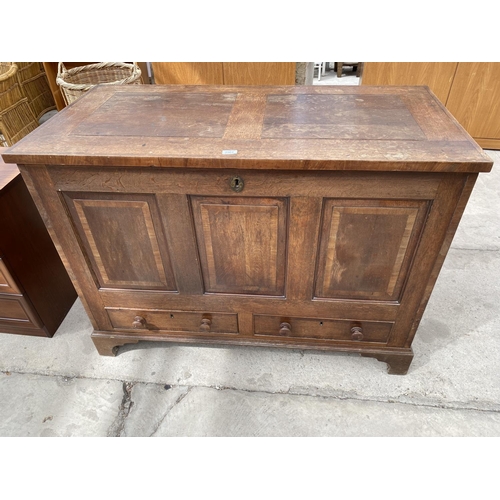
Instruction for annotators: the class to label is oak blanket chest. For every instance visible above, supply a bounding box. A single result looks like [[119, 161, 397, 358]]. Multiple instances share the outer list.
[[3, 85, 492, 374]]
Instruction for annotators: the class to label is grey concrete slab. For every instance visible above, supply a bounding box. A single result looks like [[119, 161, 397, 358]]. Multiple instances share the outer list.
[[0, 372, 123, 436], [132, 386, 500, 437], [452, 150, 500, 250], [4, 373, 498, 437], [121, 383, 190, 437]]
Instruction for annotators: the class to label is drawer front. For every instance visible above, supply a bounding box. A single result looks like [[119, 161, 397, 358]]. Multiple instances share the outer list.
[[0, 295, 43, 329], [106, 307, 239, 334], [0, 258, 21, 295], [254, 315, 392, 343]]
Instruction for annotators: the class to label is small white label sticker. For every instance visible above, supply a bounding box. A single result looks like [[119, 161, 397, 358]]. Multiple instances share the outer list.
[[222, 150, 238, 155]]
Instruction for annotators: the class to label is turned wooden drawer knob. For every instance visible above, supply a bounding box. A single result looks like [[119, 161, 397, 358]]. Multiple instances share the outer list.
[[279, 322, 292, 335], [200, 318, 212, 332], [133, 316, 146, 329], [351, 325, 364, 341]]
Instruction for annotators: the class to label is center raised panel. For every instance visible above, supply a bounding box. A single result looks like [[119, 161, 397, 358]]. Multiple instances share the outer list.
[[190, 196, 288, 296]]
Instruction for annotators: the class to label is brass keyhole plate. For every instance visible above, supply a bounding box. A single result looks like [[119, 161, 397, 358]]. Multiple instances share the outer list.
[[230, 175, 244, 193]]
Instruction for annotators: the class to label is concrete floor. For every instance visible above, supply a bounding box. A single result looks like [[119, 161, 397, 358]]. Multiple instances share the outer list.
[[0, 143, 499, 436]]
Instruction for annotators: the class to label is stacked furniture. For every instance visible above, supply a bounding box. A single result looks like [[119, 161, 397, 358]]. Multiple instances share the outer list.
[[0, 148, 76, 337]]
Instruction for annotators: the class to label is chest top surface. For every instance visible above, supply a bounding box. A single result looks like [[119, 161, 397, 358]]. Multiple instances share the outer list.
[[2, 85, 492, 172]]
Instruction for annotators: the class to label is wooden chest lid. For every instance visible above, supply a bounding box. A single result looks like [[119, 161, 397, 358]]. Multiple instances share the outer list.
[[2, 85, 493, 172]]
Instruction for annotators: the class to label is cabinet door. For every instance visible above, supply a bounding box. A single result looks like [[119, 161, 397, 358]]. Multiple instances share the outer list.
[[445, 62, 500, 148]]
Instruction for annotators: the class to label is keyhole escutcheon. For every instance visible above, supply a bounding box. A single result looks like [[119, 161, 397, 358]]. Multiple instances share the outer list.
[[230, 175, 244, 193]]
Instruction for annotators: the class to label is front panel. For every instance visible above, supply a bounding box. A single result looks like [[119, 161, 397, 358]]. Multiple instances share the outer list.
[[48, 167, 451, 353]]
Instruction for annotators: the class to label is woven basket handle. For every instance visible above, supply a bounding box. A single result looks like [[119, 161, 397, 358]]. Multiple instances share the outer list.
[[57, 62, 67, 77]]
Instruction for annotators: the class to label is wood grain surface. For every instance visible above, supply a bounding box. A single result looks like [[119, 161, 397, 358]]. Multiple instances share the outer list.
[[361, 63, 459, 104], [151, 63, 224, 85], [2, 85, 492, 172], [0, 150, 19, 190], [222, 63, 295, 85], [191, 196, 287, 296], [446, 63, 500, 141], [63, 192, 177, 291], [151, 63, 296, 86]]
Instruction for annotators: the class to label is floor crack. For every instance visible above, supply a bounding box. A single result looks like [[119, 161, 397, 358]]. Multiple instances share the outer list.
[[2, 369, 500, 415], [107, 381, 135, 437], [149, 386, 193, 437]]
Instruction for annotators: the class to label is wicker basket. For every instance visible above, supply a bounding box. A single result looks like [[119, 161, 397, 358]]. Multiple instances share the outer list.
[[16, 62, 56, 121], [16, 62, 44, 82], [56, 62, 142, 105], [0, 62, 39, 146], [0, 63, 23, 110]]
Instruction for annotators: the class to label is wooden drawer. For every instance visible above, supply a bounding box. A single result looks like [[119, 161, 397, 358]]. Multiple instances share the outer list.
[[106, 307, 239, 334], [0, 257, 21, 295], [0, 295, 43, 329], [254, 315, 393, 344]]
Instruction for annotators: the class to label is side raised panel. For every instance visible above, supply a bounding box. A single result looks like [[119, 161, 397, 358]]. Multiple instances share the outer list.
[[190, 196, 288, 296], [62, 192, 177, 291], [315, 199, 429, 302]]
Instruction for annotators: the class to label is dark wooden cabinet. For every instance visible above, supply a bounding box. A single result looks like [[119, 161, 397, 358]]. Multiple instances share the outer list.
[[0, 149, 77, 337], [2, 85, 492, 373]]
